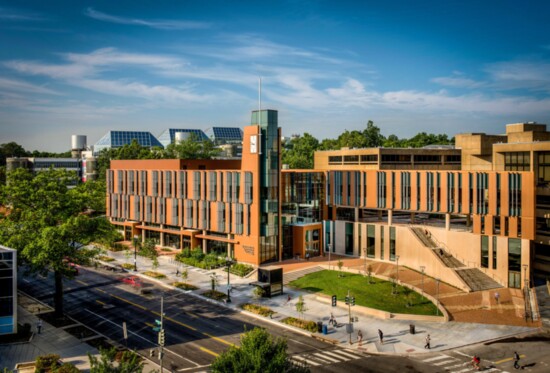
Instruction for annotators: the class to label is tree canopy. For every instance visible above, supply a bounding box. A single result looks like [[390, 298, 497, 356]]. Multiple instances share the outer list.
[[282, 120, 454, 169], [162, 133, 221, 160], [88, 347, 144, 373], [211, 327, 309, 373], [0, 168, 106, 316]]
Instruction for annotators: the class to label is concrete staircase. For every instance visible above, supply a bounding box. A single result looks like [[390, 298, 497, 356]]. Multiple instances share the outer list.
[[454, 268, 502, 292], [283, 266, 325, 285], [410, 226, 503, 292]]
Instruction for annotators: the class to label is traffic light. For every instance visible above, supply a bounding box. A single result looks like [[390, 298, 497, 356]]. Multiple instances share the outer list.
[[158, 329, 165, 346], [345, 296, 350, 305], [331, 295, 337, 307], [153, 319, 161, 332], [351, 297, 355, 306]]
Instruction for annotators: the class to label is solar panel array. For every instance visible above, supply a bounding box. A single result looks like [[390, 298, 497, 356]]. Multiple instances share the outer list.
[[205, 127, 243, 144], [94, 131, 163, 154]]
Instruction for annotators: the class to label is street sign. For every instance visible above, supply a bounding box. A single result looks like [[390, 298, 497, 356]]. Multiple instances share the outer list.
[[153, 319, 161, 332], [122, 321, 128, 340]]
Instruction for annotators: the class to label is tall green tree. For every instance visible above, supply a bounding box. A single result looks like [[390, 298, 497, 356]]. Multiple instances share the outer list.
[[88, 347, 144, 373], [281, 133, 320, 169], [0, 168, 101, 317], [0, 141, 28, 166], [163, 133, 221, 159], [211, 327, 309, 373]]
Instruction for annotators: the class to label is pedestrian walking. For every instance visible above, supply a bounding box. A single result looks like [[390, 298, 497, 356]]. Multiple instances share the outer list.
[[329, 313, 336, 326], [36, 319, 42, 334], [494, 291, 500, 304], [513, 351, 520, 369], [306, 252, 310, 261], [285, 294, 291, 305], [176, 269, 179, 276], [378, 329, 384, 344], [357, 330, 363, 346], [424, 334, 431, 349]]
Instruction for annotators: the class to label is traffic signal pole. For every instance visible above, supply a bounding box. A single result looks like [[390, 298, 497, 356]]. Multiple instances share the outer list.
[[160, 296, 164, 373], [347, 290, 352, 345]]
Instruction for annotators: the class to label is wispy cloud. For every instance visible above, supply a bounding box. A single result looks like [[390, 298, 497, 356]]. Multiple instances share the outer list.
[[84, 8, 210, 30], [431, 72, 484, 89], [0, 77, 60, 95], [0, 7, 45, 22], [485, 60, 550, 92]]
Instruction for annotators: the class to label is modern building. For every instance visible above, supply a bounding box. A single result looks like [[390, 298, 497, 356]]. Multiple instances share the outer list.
[[6, 157, 84, 185], [107, 110, 281, 265], [94, 130, 164, 154], [157, 129, 209, 148], [204, 127, 243, 145], [107, 117, 550, 293], [0, 246, 17, 335]]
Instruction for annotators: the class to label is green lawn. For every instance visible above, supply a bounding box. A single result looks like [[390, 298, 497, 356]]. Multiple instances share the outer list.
[[289, 270, 438, 315]]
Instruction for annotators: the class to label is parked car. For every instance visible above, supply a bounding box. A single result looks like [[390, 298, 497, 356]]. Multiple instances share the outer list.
[[121, 276, 142, 287]]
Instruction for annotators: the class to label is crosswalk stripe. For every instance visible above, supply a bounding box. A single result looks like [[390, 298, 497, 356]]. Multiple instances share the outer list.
[[482, 369, 500, 372], [446, 363, 469, 369], [433, 358, 459, 366], [422, 354, 451, 362], [292, 355, 321, 366], [335, 350, 362, 359], [313, 352, 340, 363], [451, 369, 471, 373], [323, 350, 353, 361]]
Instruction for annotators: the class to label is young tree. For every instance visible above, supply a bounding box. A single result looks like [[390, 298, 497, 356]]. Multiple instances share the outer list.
[[88, 347, 144, 373], [295, 295, 308, 321], [152, 255, 159, 271], [337, 260, 344, 277], [252, 286, 265, 305], [0, 168, 100, 317], [211, 327, 309, 373], [366, 264, 374, 284], [180, 267, 189, 282]]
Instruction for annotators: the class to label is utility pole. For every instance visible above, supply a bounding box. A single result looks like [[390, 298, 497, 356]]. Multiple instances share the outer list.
[[159, 296, 164, 373], [345, 290, 355, 345]]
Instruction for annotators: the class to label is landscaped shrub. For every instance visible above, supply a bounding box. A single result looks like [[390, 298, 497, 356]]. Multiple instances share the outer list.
[[240, 303, 274, 317], [281, 317, 317, 332], [98, 255, 115, 262], [230, 263, 254, 277], [202, 290, 227, 301], [121, 263, 134, 270], [191, 247, 205, 261], [55, 363, 79, 373], [143, 271, 166, 279], [173, 282, 198, 291], [109, 242, 126, 252], [35, 354, 61, 373]]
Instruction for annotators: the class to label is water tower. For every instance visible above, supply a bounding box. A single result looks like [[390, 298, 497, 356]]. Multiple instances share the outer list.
[[71, 135, 87, 158]]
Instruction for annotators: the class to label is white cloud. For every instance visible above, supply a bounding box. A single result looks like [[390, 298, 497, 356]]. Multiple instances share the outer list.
[[0, 77, 60, 95], [485, 60, 550, 92], [431, 75, 484, 89], [84, 8, 210, 30]]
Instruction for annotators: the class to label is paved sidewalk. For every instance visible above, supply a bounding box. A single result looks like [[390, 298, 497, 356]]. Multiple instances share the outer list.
[[105, 249, 540, 355]]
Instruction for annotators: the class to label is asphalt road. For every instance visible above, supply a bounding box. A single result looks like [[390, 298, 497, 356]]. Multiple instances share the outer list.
[[19, 266, 434, 373], [408, 332, 550, 373]]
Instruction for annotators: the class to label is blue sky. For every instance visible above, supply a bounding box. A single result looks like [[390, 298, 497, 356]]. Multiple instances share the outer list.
[[1, 0, 550, 152]]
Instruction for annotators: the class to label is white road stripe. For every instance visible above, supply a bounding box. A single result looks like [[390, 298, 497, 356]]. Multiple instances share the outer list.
[[323, 350, 353, 361], [334, 349, 362, 359], [454, 351, 471, 357], [313, 352, 341, 363], [450, 369, 471, 373], [292, 355, 321, 366], [433, 358, 459, 366], [422, 354, 451, 362]]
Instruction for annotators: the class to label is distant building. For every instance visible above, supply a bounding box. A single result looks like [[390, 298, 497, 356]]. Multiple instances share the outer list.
[[204, 127, 243, 145], [94, 130, 163, 154], [157, 129, 209, 148], [0, 246, 17, 335], [6, 157, 83, 185]]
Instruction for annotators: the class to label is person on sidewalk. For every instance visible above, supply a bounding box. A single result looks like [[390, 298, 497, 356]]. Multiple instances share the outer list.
[[494, 291, 500, 305], [378, 329, 384, 344], [285, 294, 291, 305], [36, 319, 42, 334], [424, 334, 431, 349], [357, 330, 363, 346], [513, 351, 520, 369], [329, 313, 336, 326]]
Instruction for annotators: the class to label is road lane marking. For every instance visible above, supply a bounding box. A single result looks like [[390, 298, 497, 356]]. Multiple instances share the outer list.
[[203, 332, 234, 346], [111, 294, 147, 310], [177, 364, 211, 371], [96, 289, 106, 293], [335, 350, 362, 359], [313, 352, 339, 363], [145, 322, 154, 327], [96, 300, 106, 306], [84, 309, 199, 366], [423, 355, 451, 362], [292, 355, 320, 366], [76, 280, 88, 286], [494, 354, 525, 365], [199, 347, 219, 357]]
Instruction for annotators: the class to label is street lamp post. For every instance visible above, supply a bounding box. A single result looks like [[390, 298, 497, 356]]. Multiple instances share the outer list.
[[523, 264, 529, 291], [396, 255, 400, 284], [328, 243, 332, 271], [435, 277, 440, 316], [226, 257, 233, 303], [133, 235, 139, 271], [420, 266, 425, 295]]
